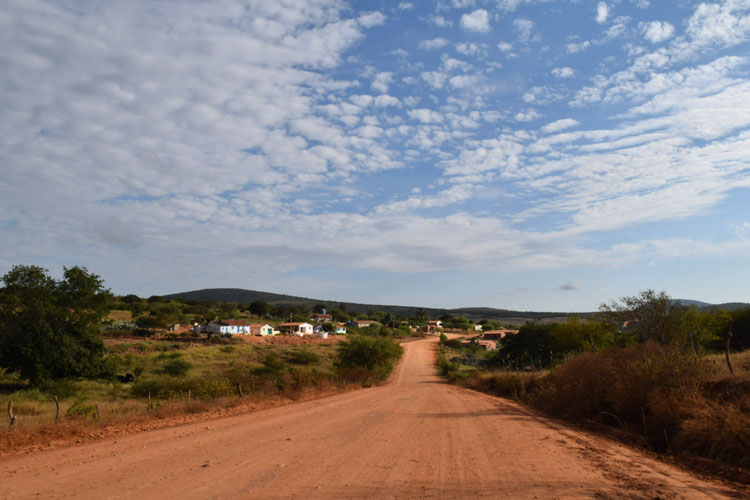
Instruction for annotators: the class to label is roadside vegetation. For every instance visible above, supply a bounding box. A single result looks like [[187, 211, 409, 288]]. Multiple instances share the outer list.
[[0, 265, 405, 453], [438, 291, 750, 472]]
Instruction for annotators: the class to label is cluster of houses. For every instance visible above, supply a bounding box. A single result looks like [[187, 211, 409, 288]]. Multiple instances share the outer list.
[[193, 311, 347, 339], [185, 309, 519, 345]]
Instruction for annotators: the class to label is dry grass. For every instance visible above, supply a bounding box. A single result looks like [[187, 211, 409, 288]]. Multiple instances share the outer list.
[[0, 383, 355, 457], [455, 343, 750, 472]]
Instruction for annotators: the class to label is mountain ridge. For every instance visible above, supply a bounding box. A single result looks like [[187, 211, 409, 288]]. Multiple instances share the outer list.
[[162, 288, 573, 322], [162, 288, 750, 321]]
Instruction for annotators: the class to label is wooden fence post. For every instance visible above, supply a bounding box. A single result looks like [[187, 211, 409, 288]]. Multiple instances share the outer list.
[[54, 396, 60, 423], [147, 392, 152, 411], [8, 400, 16, 426], [236, 382, 243, 398], [187, 390, 191, 408], [725, 321, 735, 376], [95, 402, 101, 421]]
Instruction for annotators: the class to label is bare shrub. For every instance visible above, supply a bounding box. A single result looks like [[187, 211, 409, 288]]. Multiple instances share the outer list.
[[674, 394, 750, 468]]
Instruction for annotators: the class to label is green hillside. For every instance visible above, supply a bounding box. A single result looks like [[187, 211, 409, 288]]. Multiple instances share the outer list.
[[162, 288, 573, 322]]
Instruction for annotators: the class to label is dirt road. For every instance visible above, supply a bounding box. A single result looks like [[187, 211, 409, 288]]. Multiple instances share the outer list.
[[1, 339, 744, 499]]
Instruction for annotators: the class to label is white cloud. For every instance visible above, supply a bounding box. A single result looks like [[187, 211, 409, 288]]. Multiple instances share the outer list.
[[596, 2, 609, 25], [641, 21, 675, 43], [497, 41, 513, 52], [455, 42, 483, 55], [422, 71, 448, 89], [397, 2, 414, 10], [514, 19, 536, 42], [419, 38, 449, 49], [541, 118, 580, 134], [429, 15, 453, 28], [460, 9, 491, 33], [408, 108, 444, 123], [566, 40, 591, 53], [358, 11, 387, 28], [441, 55, 472, 72], [515, 109, 542, 122], [374, 94, 401, 107], [371, 72, 393, 93], [686, 2, 750, 48], [449, 74, 479, 89], [552, 67, 575, 78]]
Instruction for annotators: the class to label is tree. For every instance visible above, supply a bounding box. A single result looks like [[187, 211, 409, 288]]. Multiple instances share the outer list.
[[121, 294, 142, 304], [312, 303, 328, 314], [679, 306, 731, 356], [249, 300, 271, 317], [599, 290, 685, 345], [0, 265, 111, 383]]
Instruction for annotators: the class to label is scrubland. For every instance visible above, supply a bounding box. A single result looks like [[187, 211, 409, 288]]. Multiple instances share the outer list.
[[441, 340, 750, 474]]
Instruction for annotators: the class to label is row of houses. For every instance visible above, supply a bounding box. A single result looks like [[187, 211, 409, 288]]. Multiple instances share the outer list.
[[200, 319, 347, 338], [194, 316, 511, 340]]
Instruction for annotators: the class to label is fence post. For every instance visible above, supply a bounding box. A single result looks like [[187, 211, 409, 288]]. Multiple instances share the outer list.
[[54, 396, 60, 423], [187, 390, 191, 408], [725, 321, 735, 376], [8, 400, 16, 426], [236, 382, 243, 398], [95, 402, 101, 421], [147, 392, 152, 411]]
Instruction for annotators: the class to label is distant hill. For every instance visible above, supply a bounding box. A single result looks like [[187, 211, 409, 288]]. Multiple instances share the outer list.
[[160, 289, 749, 323], [162, 288, 575, 323], [677, 299, 750, 311]]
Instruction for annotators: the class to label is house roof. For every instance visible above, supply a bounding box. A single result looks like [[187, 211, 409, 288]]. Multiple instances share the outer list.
[[249, 323, 271, 328], [280, 322, 312, 327], [483, 329, 519, 337], [218, 319, 252, 327]]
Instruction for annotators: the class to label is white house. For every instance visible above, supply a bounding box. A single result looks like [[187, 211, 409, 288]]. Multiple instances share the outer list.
[[280, 322, 314, 336], [250, 323, 275, 336], [207, 320, 253, 335]]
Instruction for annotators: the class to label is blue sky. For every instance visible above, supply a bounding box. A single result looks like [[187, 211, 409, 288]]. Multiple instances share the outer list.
[[1, 0, 750, 311]]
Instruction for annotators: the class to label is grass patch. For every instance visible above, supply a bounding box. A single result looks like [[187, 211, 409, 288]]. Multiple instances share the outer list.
[[0, 341, 354, 434]]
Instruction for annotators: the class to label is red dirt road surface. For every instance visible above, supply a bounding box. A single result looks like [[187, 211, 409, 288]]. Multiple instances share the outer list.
[[1, 339, 745, 499]]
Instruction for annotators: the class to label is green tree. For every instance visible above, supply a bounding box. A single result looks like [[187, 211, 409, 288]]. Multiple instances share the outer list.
[[121, 294, 142, 304], [336, 335, 403, 378], [599, 289, 685, 345], [679, 306, 731, 356], [249, 300, 271, 317], [0, 265, 111, 383], [414, 307, 428, 324]]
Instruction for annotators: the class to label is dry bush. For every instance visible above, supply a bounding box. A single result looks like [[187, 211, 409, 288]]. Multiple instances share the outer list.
[[673, 394, 750, 468], [532, 343, 701, 429], [462, 372, 540, 400]]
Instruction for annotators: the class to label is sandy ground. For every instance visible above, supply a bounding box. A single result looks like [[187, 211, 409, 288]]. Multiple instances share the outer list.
[[1, 338, 746, 500]]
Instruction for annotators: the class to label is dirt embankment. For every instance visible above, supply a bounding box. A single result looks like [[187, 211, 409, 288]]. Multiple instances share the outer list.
[[2, 339, 747, 499]]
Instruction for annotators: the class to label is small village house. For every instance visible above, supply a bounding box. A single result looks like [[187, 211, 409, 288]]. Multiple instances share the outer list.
[[482, 329, 519, 341], [348, 319, 377, 328], [280, 322, 314, 336], [250, 323, 275, 336], [310, 313, 333, 323], [207, 319, 253, 335]]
